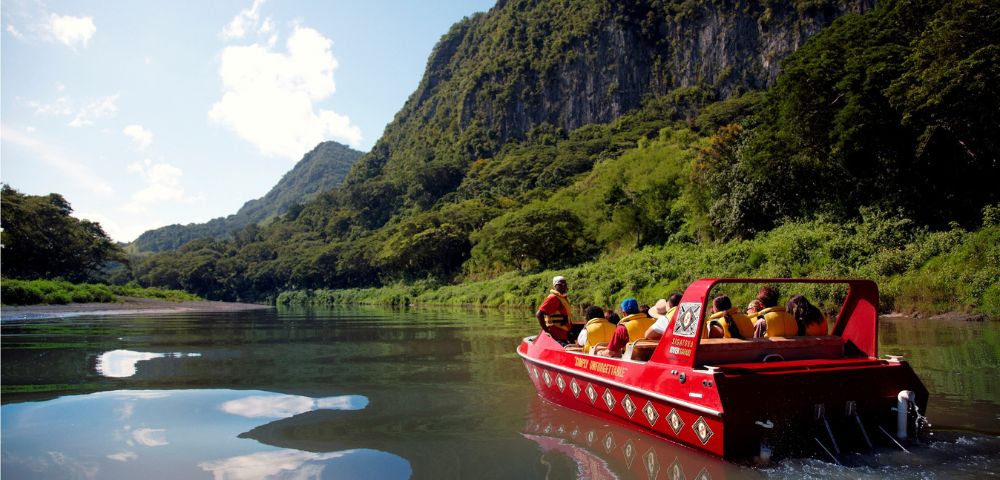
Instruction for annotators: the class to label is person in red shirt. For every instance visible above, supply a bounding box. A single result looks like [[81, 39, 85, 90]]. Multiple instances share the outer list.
[[536, 276, 572, 344]]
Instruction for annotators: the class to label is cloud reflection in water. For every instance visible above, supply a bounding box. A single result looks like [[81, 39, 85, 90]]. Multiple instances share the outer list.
[[95, 350, 201, 378], [198, 449, 411, 480], [221, 394, 368, 419]]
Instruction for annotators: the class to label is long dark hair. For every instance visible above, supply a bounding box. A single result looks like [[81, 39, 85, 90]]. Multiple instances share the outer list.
[[713, 295, 743, 339], [787, 294, 823, 336]]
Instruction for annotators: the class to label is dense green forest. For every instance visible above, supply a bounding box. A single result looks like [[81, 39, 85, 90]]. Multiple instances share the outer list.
[[131, 141, 362, 252], [1, 185, 126, 283], [4, 0, 997, 316]]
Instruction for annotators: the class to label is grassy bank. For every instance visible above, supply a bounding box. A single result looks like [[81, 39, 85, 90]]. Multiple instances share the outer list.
[[277, 216, 1000, 319], [1, 279, 201, 305]]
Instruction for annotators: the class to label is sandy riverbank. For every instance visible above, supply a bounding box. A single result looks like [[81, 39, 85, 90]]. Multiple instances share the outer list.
[[0, 296, 272, 321]]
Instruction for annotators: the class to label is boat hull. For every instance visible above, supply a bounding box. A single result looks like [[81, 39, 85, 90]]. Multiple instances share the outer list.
[[519, 335, 928, 459]]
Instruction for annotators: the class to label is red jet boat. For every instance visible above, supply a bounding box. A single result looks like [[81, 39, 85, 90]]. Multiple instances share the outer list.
[[518, 278, 929, 460]]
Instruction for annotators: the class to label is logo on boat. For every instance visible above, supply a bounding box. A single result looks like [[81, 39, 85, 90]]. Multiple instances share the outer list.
[[603, 388, 616, 411], [585, 383, 598, 404], [667, 408, 684, 435], [672, 302, 701, 338], [570, 378, 581, 398], [692, 416, 714, 445], [642, 401, 659, 426], [621, 394, 637, 417], [556, 374, 566, 392]]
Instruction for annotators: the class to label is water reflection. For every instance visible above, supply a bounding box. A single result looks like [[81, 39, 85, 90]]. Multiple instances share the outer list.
[[522, 397, 757, 480], [198, 448, 411, 480], [96, 350, 201, 378], [0, 389, 406, 480], [221, 394, 368, 418]]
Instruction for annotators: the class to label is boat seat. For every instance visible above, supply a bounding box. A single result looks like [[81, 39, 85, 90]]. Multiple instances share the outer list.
[[697, 335, 844, 366], [589, 342, 609, 356], [623, 339, 658, 362], [564, 344, 584, 353]]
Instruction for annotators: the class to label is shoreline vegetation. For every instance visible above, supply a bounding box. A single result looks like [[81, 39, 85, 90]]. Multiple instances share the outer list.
[[275, 217, 999, 321]]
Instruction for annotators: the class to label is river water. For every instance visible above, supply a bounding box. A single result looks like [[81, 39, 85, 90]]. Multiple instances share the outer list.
[[1, 308, 997, 479]]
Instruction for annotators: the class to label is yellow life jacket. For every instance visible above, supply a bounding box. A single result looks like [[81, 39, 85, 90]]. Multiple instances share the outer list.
[[703, 308, 755, 339], [755, 306, 797, 337], [543, 290, 572, 331], [583, 317, 617, 351], [621, 313, 656, 344]]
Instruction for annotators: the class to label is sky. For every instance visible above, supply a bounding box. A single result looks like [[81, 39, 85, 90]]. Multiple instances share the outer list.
[[1, 0, 496, 242]]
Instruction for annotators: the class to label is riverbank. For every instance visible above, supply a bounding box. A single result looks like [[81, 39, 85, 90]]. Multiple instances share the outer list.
[[0, 296, 272, 321]]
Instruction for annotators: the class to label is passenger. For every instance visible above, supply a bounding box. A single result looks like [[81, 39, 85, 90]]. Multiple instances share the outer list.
[[751, 286, 797, 338], [535, 276, 573, 345], [577, 305, 618, 352], [599, 298, 656, 357], [605, 309, 621, 325], [787, 294, 829, 336], [644, 293, 682, 341], [703, 295, 754, 339], [746, 299, 764, 316]]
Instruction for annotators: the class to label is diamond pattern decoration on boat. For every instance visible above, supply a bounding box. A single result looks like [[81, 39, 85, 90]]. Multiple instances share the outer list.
[[642, 401, 659, 426], [533, 366, 540, 379], [667, 408, 684, 435], [692, 416, 714, 445], [570, 378, 581, 398], [602, 388, 616, 411], [643, 447, 661, 480], [556, 373, 566, 392], [543, 370, 552, 387], [586, 383, 598, 404], [621, 394, 637, 418], [622, 439, 637, 469], [694, 467, 711, 480], [603, 432, 616, 453]]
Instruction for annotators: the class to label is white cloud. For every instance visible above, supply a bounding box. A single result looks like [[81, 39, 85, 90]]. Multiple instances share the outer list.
[[221, 0, 269, 40], [68, 94, 119, 127], [132, 428, 167, 447], [7, 24, 24, 39], [122, 159, 202, 214], [209, 26, 363, 159], [0, 125, 114, 195], [123, 124, 153, 150], [47, 13, 96, 49], [74, 211, 160, 243], [107, 452, 137, 462]]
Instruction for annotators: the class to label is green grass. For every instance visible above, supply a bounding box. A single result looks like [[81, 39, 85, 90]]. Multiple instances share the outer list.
[[1, 279, 201, 305]]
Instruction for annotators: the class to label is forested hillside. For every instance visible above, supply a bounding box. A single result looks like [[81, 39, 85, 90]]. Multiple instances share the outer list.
[[132, 141, 362, 252], [128, 0, 998, 313]]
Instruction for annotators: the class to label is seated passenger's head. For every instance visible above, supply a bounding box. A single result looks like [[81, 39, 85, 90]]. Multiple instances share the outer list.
[[605, 311, 621, 324], [756, 286, 780, 308], [585, 305, 604, 320], [649, 298, 669, 318], [620, 298, 640, 315], [747, 299, 764, 314], [667, 293, 682, 308], [712, 295, 733, 313]]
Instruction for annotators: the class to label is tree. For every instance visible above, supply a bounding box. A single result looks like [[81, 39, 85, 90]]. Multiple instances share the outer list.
[[469, 203, 594, 272], [1, 185, 126, 281]]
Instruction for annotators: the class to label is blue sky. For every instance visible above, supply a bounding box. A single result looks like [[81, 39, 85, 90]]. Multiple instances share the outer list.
[[1, 0, 495, 242]]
